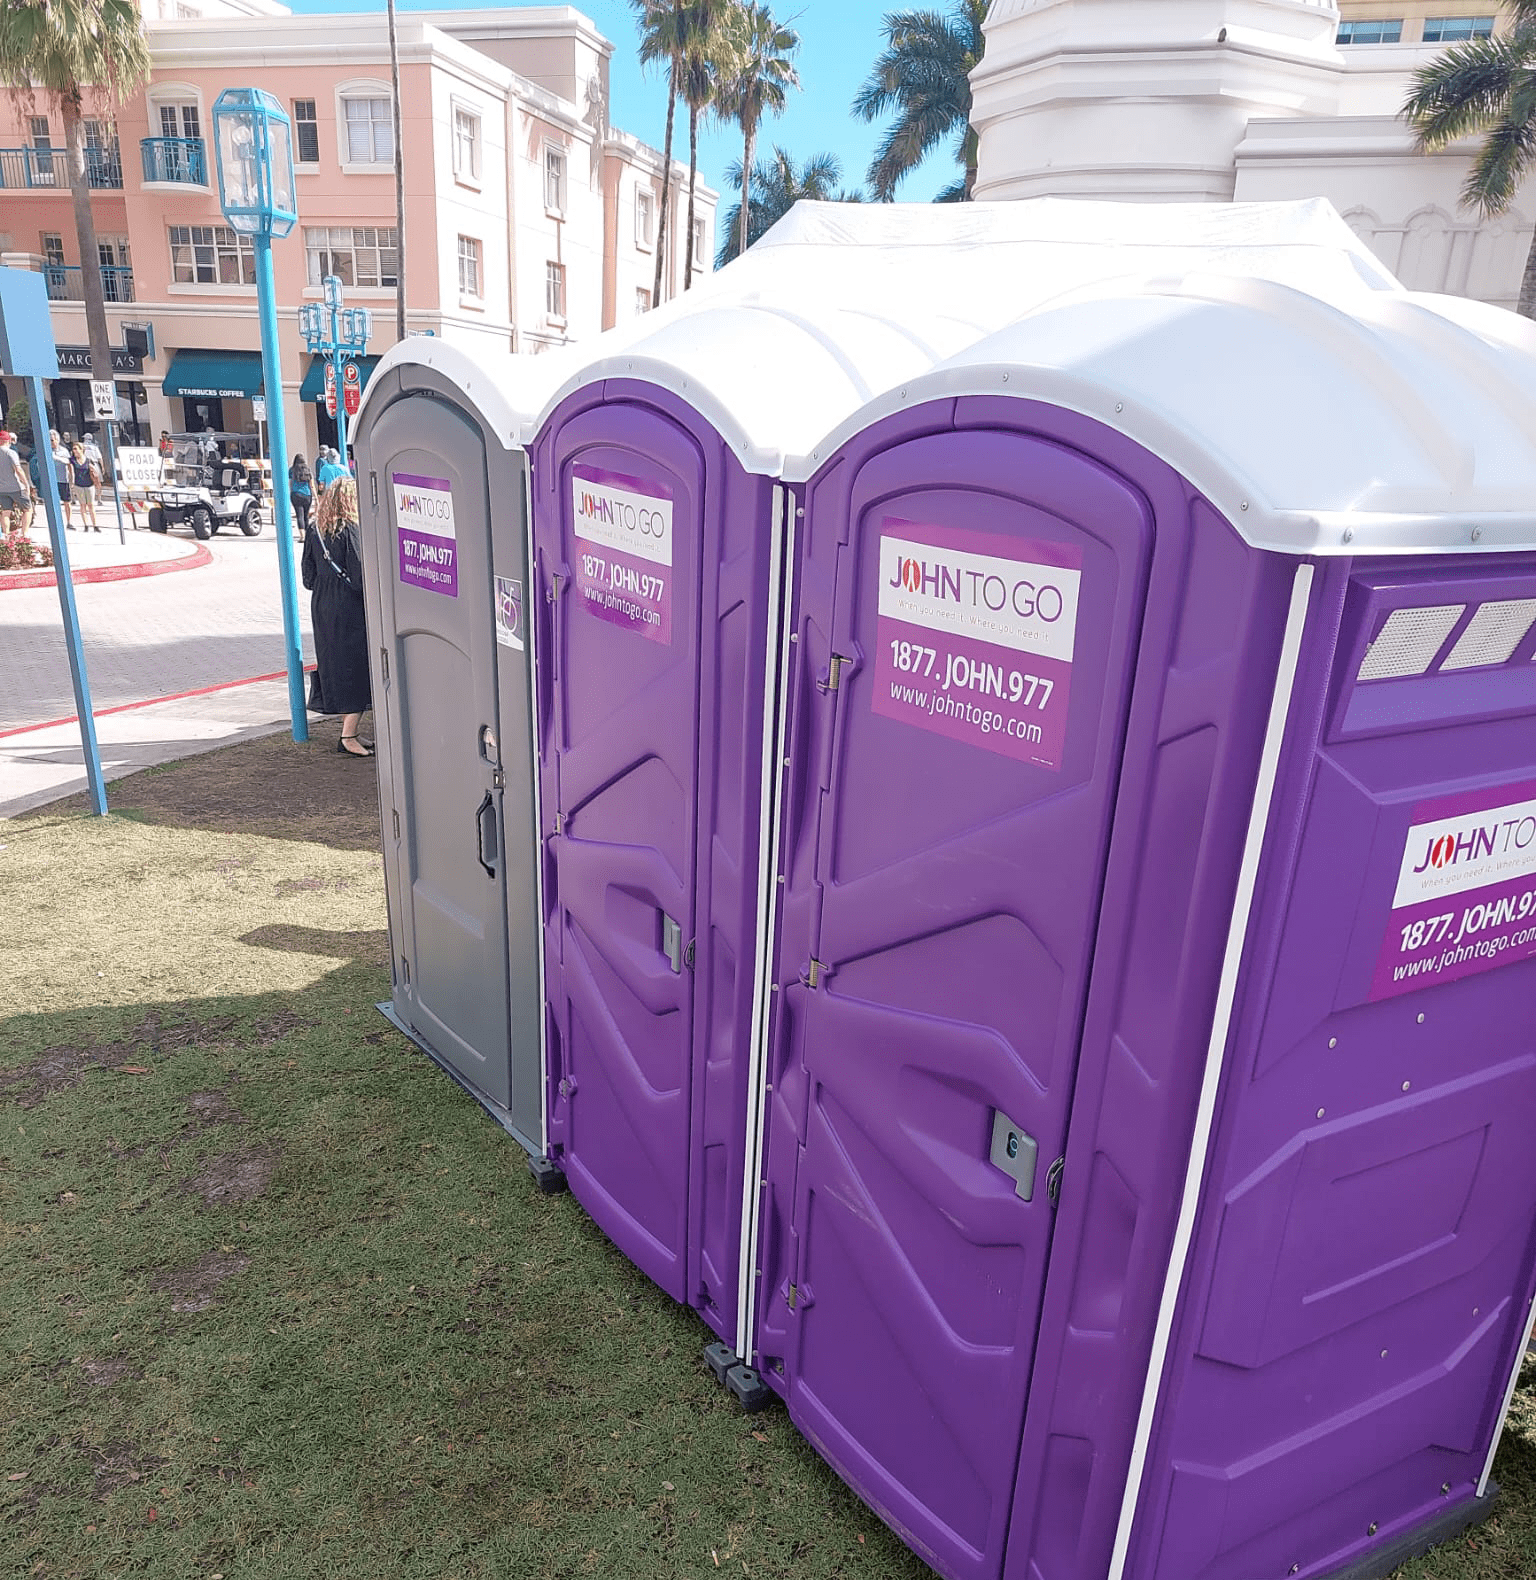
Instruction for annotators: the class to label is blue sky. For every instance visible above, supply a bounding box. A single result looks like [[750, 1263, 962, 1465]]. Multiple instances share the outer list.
[[279, 0, 952, 208]]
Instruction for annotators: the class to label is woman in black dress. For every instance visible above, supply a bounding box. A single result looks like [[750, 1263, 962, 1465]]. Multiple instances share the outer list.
[[302, 477, 373, 757]]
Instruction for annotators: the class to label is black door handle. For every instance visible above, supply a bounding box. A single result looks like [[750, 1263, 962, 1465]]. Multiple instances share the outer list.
[[475, 791, 498, 878]]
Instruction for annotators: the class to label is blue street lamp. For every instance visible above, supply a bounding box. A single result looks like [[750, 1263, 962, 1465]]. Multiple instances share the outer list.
[[211, 87, 307, 744], [298, 277, 371, 468]]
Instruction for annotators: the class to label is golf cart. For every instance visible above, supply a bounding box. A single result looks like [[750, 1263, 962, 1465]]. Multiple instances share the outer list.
[[145, 432, 266, 540]]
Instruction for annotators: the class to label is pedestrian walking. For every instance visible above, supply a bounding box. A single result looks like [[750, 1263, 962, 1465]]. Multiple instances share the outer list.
[[0, 429, 32, 534], [33, 435, 73, 526], [316, 447, 346, 489], [288, 453, 314, 540], [303, 477, 373, 757], [70, 444, 100, 531]]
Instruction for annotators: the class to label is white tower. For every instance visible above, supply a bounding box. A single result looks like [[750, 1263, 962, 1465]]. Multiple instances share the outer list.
[[972, 0, 1346, 202]]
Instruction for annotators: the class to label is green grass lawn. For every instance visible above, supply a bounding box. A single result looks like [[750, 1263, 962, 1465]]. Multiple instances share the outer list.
[[1, 732, 1533, 1579]]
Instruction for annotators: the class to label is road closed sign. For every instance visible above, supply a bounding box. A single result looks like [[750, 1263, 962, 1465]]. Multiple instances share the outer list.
[[116, 447, 163, 488]]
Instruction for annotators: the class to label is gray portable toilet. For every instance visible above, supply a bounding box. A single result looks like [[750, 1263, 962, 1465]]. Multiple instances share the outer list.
[[748, 242, 1536, 1580], [352, 340, 579, 1154]]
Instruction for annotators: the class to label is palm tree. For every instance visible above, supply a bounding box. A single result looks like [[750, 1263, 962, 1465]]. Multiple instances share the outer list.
[[679, 0, 737, 290], [632, 0, 731, 301], [1403, 2, 1536, 319], [631, 0, 684, 305], [714, 4, 800, 263], [0, 0, 151, 400], [853, 0, 989, 202], [715, 147, 851, 266]]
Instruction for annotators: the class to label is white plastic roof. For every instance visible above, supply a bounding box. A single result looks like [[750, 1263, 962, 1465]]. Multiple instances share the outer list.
[[360, 197, 1536, 554], [531, 196, 1402, 472], [360, 196, 1399, 468], [788, 271, 1536, 556]]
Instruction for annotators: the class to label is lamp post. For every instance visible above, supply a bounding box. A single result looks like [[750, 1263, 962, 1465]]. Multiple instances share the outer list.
[[298, 277, 371, 468], [211, 87, 307, 744]]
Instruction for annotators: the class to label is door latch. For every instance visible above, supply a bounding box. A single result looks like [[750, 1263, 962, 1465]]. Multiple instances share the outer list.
[[990, 1110, 1040, 1202], [662, 913, 684, 974]]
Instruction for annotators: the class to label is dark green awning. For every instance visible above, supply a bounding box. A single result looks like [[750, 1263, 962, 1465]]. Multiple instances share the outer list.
[[299, 354, 381, 403], [161, 349, 265, 400]]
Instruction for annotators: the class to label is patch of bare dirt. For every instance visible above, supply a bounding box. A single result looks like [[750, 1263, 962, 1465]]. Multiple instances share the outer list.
[[28, 720, 383, 852], [78, 1358, 143, 1389], [149, 1250, 251, 1313], [77, 1438, 168, 1499], [181, 1145, 281, 1208], [184, 1089, 242, 1126], [0, 1044, 113, 1109]]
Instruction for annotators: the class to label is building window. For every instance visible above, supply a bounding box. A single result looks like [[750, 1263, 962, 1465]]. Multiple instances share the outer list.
[[42, 233, 65, 267], [544, 145, 567, 215], [98, 236, 133, 302], [635, 187, 655, 249], [169, 223, 256, 285], [458, 235, 482, 298], [293, 99, 320, 165], [343, 95, 393, 164], [304, 225, 399, 289], [1336, 19, 1404, 44], [635, 286, 650, 315], [159, 102, 200, 141], [546, 260, 566, 320], [692, 216, 706, 267], [453, 107, 481, 182], [1422, 15, 1494, 42], [29, 115, 51, 151]]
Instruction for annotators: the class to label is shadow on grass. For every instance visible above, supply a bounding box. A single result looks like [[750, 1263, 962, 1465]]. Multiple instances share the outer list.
[[21, 716, 382, 854], [0, 953, 937, 1580]]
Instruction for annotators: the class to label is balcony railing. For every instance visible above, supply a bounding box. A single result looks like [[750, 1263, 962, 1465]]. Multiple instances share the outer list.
[[43, 264, 136, 305], [0, 145, 123, 189], [140, 136, 207, 186]]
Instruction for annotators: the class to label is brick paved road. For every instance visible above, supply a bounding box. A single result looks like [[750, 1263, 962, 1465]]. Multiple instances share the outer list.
[[1, 533, 316, 732]]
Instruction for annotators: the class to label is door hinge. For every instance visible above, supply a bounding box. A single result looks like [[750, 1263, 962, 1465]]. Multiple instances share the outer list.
[[823, 654, 850, 692], [548, 573, 564, 602], [380, 647, 389, 686], [1046, 1157, 1065, 1207], [683, 939, 695, 971], [400, 954, 410, 984], [391, 809, 400, 840], [492, 767, 505, 790], [369, 471, 378, 509], [786, 1282, 797, 1311], [553, 811, 562, 835], [807, 958, 826, 989]]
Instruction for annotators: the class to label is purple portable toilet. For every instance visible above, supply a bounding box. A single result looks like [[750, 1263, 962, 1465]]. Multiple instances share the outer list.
[[522, 200, 1131, 1376], [750, 246, 1536, 1580]]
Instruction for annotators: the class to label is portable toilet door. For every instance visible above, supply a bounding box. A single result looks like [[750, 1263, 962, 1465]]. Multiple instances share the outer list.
[[750, 394, 1160, 1580], [529, 376, 785, 1344], [354, 356, 546, 1152]]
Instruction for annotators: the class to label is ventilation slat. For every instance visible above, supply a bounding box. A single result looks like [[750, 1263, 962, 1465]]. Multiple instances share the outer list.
[[1357, 605, 1465, 681], [1440, 598, 1536, 672]]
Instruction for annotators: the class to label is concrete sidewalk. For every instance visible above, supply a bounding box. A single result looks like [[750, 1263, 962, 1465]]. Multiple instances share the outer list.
[[0, 675, 306, 819], [0, 504, 208, 591]]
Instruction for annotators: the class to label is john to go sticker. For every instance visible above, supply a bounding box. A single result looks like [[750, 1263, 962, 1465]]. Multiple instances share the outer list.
[[871, 518, 1082, 769], [570, 466, 673, 645]]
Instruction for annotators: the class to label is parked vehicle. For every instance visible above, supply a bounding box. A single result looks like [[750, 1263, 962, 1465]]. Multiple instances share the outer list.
[[144, 432, 266, 539]]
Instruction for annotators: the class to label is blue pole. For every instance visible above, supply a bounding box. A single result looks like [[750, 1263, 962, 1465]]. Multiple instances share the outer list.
[[333, 349, 348, 467], [253, 234, 308, 743], [29, 377, 108, 816]]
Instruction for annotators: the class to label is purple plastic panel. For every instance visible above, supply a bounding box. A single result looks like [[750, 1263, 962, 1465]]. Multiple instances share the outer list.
[[531, 382, 780, 1344], [1123, 556, 1536, 1580], [757, 405, 1154, 1580]]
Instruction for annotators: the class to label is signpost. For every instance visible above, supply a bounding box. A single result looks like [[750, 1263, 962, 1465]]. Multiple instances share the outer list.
[[324, 360, 336, 418], [343, 359, 361, 416], [91, 379, 128, 545], [299, 276, 370, 470], [0, 267, 108, 815]]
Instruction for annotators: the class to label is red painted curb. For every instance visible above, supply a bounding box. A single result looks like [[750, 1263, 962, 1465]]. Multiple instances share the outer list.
[[0, 663, 318, 741], [0, 540, 212, 593]]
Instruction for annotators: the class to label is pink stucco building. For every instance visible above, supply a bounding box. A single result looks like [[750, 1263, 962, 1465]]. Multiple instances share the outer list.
[[0, 0, 715, 455]]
